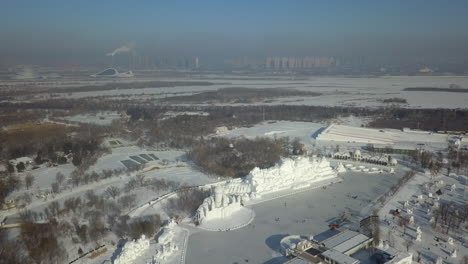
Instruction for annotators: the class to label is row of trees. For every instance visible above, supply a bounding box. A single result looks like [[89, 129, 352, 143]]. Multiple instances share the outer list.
[[4, 93, 468, 133], [432, 201, 468, 235], [163, 87, 321, 104], [165, 187, 211, 220], [0, 121, 109, 161], [14, 178, 163, 263], [189, 137, 290, 178], [377, 170, 417, 206]]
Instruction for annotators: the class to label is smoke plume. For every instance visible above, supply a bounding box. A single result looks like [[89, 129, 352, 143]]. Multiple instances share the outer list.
[[106, 42, 135, 56]]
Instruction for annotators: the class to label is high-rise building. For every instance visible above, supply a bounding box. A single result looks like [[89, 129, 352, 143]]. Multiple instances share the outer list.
[[265, 56, 338, 69]]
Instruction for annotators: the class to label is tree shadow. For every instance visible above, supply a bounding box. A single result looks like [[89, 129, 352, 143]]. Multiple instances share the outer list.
[[263, 256, 289, 264], [265, 234, 289, 252], [110, 238, 127, 263]]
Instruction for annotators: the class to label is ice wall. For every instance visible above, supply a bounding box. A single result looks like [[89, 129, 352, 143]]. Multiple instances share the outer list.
[[113, 235, 150, 264], [246, 156, 337, 195], [155, 220, 179, 260], [197, 185, 244, 224]]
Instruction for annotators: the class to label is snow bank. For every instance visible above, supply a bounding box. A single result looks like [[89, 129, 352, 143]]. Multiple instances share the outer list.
[[113, 235, 150, 264]]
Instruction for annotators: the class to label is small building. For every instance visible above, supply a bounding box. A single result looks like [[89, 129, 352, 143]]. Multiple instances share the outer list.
[[320, 230, 372, 255], [353, 150, 361, 161], [1, 199, 16, 210], [283, 229, 408, 264], [321, 249, 360, 264], [215, 126, 229, 134]]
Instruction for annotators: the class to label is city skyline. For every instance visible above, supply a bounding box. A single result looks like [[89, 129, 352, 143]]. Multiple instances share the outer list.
[[1, 0, 468, 66]]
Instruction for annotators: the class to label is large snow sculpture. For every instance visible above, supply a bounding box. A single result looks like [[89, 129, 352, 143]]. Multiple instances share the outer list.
[[450, 249, 457, 258], [415, 232, 422, 242], [450, 184, 456, 192], [196, 157, 337, 227], [155, 219, 179, 260], [415, 226, 422, 241], [196, 185, 243, 225], [335, 162, 346, 173], [246, 157, 337, 195], [113, 235, 150, 264], [447, 237, 454, 245]]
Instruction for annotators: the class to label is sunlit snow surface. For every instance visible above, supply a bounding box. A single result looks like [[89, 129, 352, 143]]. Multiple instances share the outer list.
[[59, 76, 468, 109], [186, 170, 404, 264]]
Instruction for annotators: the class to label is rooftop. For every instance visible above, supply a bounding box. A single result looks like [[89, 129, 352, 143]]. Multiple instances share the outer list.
[[285, 257, 315, 264], [321, 230, 363, 250], [322, 249, 360, 264], [332, 234, 372, 254]]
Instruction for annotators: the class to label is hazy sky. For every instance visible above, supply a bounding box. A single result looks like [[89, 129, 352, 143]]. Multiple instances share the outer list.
[[2, 0, 468, 62]]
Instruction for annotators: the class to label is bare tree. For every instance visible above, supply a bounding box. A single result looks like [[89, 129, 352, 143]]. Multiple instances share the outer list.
[[124, 178, 138, 192], [22, 193, 32, 205], [460, 255, 468, 264], [48, 201, 60, 217], [63, 197, 81, 213], [86, 190, 99, 207], [136, 173, 146, 186], [0, 234, 28, 264], [106, 186, 121, 199], [57, 220, 74, 238], [404, 240, 414, 252], [55, 172, 65, 187], [24, 174, 34, 190], [20, 222, 66, 264], [69, 170, 82, 187], [51, 182, 59, 194], [129, 214, 162, 239], [118, 194, 137, 209], [19, 209, 34, 222]]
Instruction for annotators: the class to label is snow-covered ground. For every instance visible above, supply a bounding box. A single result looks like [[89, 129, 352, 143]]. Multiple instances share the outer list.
[[317, 124, 448, 151], [1, 146, 216, 222], [220, 120, 325, 149], [185, 169, 405, 264], [58, 111, 121, 125], [55, 76, 468, 109], [377, 172, 468, 264]]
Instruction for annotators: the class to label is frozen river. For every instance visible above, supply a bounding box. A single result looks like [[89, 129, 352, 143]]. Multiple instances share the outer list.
[[60, 75, 468, 109], [185, 170, 405, 264]]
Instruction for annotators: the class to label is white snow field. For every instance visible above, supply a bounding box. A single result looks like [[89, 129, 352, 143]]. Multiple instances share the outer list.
[[317, 124, 448, 150], [113, 235, 150, 264], [377, 171, 468, 264], [88, 147, 213, 185], [197, 206, 255, 231], [185, 169, 405, 264], [57, 76, 468, 109], [59, 111, 121, 125], [221, 120, 324, 148], [1, 145, 216, 224]]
